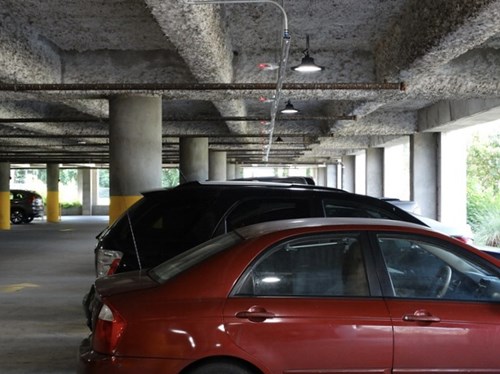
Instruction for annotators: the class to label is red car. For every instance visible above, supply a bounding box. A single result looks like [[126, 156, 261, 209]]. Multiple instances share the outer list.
[[79, 218, 500, 373]]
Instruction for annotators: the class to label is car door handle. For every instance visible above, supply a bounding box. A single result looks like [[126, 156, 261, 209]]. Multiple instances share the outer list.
[[236, 306, 275, 322], [403, 309, 441, 323]]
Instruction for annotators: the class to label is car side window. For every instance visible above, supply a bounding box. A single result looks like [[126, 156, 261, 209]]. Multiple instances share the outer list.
[[233, 233, 370, 297], [377, 235, 500, 301], [223, 198, 311, 233], [323, 199, 393, 219]]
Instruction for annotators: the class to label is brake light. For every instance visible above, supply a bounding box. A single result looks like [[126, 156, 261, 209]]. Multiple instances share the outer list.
[[92, 303, 126, 354], [107, 258, 121, 276], [96, 249, 123, 278]]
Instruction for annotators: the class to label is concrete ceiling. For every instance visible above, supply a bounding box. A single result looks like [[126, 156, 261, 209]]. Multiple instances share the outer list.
[[0, 0, 499, 166]]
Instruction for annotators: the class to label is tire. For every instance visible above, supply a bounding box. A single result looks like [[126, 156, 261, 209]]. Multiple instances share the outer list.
[[188, 361, 256, 374], [11, 209, 26, 224], [23, 215, 34, 223]]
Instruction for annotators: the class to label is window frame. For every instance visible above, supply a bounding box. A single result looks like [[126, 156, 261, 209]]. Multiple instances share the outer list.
[[230, 231, 383, 298], [369, 232, 500, 302]]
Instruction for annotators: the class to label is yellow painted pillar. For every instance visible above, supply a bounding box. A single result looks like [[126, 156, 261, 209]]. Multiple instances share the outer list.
[[0, 162, 10, 230], [46, 163, 60, 222], [109, 96, 162, 224]]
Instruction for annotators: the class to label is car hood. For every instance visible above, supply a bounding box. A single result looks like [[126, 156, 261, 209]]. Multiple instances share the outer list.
[[95, 270, 158, 298]]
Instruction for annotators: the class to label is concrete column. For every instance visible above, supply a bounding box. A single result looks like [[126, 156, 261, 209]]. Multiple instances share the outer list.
[[235, 163, 243, 179], [179, 137, 208, 183], [0, 162, 10, 230], [410, 133, 438, 219], [46, 163, 60, 222], [439, 130, 468, 226], [366, 148, 384, 198], [80, 168, 92, 215], [209, 151, 227, 181], [317, 166, 327, 186], [342, 155, 355, 192], [226, 162, 236, 180], [326, 164, 338, 188], [109, 95, 162, 223]]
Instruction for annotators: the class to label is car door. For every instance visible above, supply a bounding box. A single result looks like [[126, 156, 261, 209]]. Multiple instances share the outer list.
[[375, 233, 500, 372], [223, 232, 393, 373]]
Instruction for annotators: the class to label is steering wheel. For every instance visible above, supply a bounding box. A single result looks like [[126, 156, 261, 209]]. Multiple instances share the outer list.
[[434, 265, 452, 298]]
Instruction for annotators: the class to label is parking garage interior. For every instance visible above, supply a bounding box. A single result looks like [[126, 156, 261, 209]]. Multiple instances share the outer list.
[[0, 0, 500, 372]]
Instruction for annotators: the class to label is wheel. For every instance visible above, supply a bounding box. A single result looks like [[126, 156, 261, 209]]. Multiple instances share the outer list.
[[188, 360, 256, 374], [434, 265, 452, 298], [23, 215, 34, 223], [11, 209, 26, 224]]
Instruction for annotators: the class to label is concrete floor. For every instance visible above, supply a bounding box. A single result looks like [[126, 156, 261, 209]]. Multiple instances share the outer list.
[[0, 216, 108, 374]]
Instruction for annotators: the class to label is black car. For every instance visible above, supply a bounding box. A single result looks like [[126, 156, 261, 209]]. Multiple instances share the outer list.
[[10, 189, 45, 224], [83, 181, 434, 327], [93, 181, 431, 278]]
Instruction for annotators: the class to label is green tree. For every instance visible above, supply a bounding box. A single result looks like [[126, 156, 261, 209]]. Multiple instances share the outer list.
[[59, 169, 78, 184], [467, 134, 500, 246], [162, 168, 179, 187]]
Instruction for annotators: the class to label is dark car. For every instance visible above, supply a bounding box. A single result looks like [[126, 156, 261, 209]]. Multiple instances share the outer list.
[[10, 189, 45, 224], [94, 181, 427, 278], [82, 181, 437, 327], [79, 218, 500, 373]]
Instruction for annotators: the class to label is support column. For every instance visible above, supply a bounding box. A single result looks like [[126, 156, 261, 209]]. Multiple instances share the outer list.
[[0, 162, 10, 230], [226, 162, 236, 180], [326, 164, 338, 188], [209, 151, 227, 181], [410, 133, 438, 219], [109, 95, 162, 223], [366, 148, 384, 198], [342, 156, 355, 192], [317, 166, 327, 186], [80, 168, 92, 215], [46, 163, 60, 222], [179, 137, 208, 183]]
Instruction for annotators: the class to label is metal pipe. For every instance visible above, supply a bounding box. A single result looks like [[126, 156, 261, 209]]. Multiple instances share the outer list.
[[0, 82, 403, 91], [0, 115, 356, 123]]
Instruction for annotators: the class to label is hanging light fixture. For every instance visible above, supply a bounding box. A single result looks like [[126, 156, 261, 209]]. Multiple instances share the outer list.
[[280, 100, 299, 114], [291, 35, 324, 73]]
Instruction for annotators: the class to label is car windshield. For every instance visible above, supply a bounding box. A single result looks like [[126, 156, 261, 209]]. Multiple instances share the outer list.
[[149, 232, 243, 283]]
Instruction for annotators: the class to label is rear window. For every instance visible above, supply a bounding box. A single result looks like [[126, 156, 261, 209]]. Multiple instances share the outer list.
[[149, 232, 242, 283], [323, 199, 401, 219]]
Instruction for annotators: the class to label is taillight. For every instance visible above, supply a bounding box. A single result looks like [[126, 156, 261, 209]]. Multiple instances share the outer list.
[[107, 258, 121, 276], [92, 303, 126, 355], [96, 249, 123, 278]]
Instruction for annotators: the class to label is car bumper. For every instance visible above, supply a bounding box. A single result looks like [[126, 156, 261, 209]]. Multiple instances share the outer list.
[[78, 337, 190, 373]]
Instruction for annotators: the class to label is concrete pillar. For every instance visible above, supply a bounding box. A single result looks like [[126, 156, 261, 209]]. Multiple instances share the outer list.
[[80, 168, 92, 215], [326, 164, 338, 188], [439, 130, 468, 226], [342, 155, 355, 192], [235, 163, 243, 179], [46, 163, 60, 222], [410, 133, 438, 219], [226, 162, 236, 180], [179, 137, 209, 183], [109, 95, 162, 223], [0, 162, 10, 230], [317, 166, 327, 186], [209, 151, 227, 181], [366, 148, 384, 198]]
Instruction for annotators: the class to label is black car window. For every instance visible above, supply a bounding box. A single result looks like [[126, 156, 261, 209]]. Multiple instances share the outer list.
[[377, 234, 500, 301], [222, 198, 311, 233], [323, 199, 395, 219], [233, 233, 370, 297]]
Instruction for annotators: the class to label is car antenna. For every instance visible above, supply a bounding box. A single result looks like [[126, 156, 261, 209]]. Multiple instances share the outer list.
[[126, 211, 142, 271]]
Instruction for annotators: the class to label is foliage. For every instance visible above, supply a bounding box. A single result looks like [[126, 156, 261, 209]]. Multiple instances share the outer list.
[[467, 134, 500, 247], [99, 169, 109, 188], [162, 168, 179, 187], [59, 169, 78, 184], [60, 201, 82, 209]]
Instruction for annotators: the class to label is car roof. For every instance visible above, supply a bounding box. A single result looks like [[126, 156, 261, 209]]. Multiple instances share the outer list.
[[234, 217, 435, 240], [143, 180, 347, 195]]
